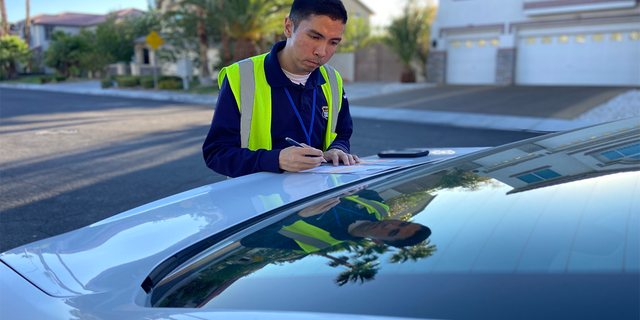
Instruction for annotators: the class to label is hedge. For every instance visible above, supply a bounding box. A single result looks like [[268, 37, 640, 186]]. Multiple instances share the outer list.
[[140, 77, 155, 89], [101, 79, 113, 88], [158, 79, 183, 90], [116, 76, 139, 87]]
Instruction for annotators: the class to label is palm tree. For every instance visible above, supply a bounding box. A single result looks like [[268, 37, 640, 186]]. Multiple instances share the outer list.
[[383, 1, 434, 82], [215, 0, 291, 62], [0, 0, 8, 38], [389, 240, 436, 264], [24, 0, 30, 46], [334, 255, 380, 286]]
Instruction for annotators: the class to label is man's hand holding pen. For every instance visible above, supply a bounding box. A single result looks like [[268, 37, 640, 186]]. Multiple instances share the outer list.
[[280, 137, 359, 172]]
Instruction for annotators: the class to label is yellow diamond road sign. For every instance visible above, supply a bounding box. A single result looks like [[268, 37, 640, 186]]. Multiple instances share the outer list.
[[146, 31, 164, 50]]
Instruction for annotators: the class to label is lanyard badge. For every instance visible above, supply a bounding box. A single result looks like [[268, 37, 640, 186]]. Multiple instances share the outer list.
[[283, 87, 316, 146]]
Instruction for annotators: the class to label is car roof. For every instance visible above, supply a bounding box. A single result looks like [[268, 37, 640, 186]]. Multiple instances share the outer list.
[[0, 147, 484, 297]]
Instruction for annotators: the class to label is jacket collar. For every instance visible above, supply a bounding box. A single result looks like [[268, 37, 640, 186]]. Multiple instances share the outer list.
[[264, 41, 326, 88]]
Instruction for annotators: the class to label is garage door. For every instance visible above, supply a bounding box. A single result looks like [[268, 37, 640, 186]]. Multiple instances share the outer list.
[[516, 30, 640, 86], [447, 38, 498, 85]]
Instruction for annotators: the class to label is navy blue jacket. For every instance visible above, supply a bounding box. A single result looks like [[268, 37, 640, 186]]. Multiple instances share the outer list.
[[202, 41, 354, 177]]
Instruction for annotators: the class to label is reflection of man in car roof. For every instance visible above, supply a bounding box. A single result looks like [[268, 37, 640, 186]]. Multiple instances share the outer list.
[[240, 188, 431, 253]]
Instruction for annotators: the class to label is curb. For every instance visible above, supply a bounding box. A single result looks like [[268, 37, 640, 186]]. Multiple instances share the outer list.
[[0, 82, 217, 105], [1, 82, 599, 132], [349, 105, 598, 132]]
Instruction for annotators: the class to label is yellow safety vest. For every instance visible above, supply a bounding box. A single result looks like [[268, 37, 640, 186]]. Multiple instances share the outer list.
[[278, 196, 390, 253], [218, 53, 344, 151]]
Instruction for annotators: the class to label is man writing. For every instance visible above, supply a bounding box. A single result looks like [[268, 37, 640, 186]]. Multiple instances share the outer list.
[[203, 0, 360, 178], [240, 187, 432, 253]]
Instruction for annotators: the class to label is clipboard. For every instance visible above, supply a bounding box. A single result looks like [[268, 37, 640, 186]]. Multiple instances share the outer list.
[[378, 148, 430, 158]]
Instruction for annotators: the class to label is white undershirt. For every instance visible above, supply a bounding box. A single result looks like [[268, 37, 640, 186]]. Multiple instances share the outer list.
[[282, 68, 311, 86]]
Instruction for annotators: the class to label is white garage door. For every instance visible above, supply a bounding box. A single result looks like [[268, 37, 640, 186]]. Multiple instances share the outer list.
[[447, 39, 498, 85], [516, 30, 640, 86]]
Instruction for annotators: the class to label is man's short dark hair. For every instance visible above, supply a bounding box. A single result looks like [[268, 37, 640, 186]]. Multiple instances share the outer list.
[[289, 0, 348, 31], [383, 225, 432, 248]]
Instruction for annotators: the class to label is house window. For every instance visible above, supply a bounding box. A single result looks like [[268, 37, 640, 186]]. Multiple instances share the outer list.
[[516, 169, 561, 184], [601, 143, 640, 160], [542, 36, 552, 44], [491, 38, 499, 46], [45, 25, 54, 40], [592, 34, 603, 42], [631, 31, 639, 40], [611, 33, 623, 41], [558, 35, 569, 43], [575, 34, 586, 43]]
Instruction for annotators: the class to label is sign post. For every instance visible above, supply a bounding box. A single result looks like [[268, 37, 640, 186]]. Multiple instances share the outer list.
[[145, 31, 164, 90]]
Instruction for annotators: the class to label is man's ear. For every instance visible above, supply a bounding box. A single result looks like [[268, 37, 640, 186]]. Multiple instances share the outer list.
[[371, 239, 384, 246], [284, 17, 294, 38]]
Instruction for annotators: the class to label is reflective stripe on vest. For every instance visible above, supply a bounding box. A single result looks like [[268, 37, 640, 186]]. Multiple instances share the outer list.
[[343, 196, 390, 221], [218, 54, 343, 151], [278, 220, 343, 253]]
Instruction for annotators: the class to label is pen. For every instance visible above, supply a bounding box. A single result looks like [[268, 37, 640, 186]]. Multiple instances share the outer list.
[[285, 137, 327, 162]]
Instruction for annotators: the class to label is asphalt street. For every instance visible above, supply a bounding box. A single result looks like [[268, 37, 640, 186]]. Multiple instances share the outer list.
[[0, 88, 542, 251], [350, 85, 629, 119]]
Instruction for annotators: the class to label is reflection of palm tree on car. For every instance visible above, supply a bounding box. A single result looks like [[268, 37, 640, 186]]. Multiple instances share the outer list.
[[389, 240, 436, 263]]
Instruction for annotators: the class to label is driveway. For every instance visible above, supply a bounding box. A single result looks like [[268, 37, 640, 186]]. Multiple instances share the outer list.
[[350, 85, 632, 119]]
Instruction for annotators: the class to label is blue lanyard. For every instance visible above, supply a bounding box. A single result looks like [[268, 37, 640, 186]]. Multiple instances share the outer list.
[[283, 87, 316, 146]]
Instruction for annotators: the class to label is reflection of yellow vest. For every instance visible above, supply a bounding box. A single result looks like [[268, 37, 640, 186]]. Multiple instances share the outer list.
[[343, 196, 390, 220], [218, 53, 344, 151], [277, 196, 390, 253], [279, 220, 343, 253]]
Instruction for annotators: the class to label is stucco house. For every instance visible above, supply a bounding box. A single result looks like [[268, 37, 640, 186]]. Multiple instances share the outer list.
[[14, 9, 144, 73], [15, 9, 144, 53], [428, 0, 640, 86]]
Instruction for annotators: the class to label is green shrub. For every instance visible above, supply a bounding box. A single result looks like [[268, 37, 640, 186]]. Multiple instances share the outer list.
[[101, 79, 113, 88], [159, 75, 182, 82], [53, 74, 66, 82], [40, 75, 51, 83], [116, 76, 139, 87], [158, 79, 182, 90], [140, 77, 155, 89]]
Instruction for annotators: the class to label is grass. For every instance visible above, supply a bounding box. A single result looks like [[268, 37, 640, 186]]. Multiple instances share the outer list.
[[172, 80, 219, 95], [1, 75, 43, 84], [0, 75, 93, 84]]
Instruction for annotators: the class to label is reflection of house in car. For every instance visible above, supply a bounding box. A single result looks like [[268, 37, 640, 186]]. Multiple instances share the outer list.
[[428, 0, 640, 86], [466, 118, 640, 193]]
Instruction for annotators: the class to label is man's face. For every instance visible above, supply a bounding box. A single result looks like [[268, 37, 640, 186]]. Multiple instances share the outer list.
[[364, 220, 423, 242], [284, 14, 345, 74]]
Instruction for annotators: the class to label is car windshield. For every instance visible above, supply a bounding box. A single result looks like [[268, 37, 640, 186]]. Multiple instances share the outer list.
[[149, 122, 640, 320]]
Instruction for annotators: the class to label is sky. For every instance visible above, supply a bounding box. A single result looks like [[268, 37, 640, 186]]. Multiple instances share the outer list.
[[6, 0, 437, 26]]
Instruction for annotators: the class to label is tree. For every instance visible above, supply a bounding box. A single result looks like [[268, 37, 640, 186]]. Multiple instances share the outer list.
[[161, 0, 222, 86], [389, 240, 436, 263], [92, 11, 161, 63], [215, 0, 291, 62], [336, 15, 373, 53], [0, 0, 8, 38], [24, 0, 30, 47], [0, 35, 32, 78], [43, 31, 87, 76], [383, 0, 434, 82]]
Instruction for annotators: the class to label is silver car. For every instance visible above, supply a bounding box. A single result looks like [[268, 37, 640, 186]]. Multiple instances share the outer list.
[[1, 118, 639, 320]]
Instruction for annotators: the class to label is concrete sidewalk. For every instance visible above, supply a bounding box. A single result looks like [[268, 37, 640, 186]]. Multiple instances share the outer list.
[[2, 80, 637, 132]]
